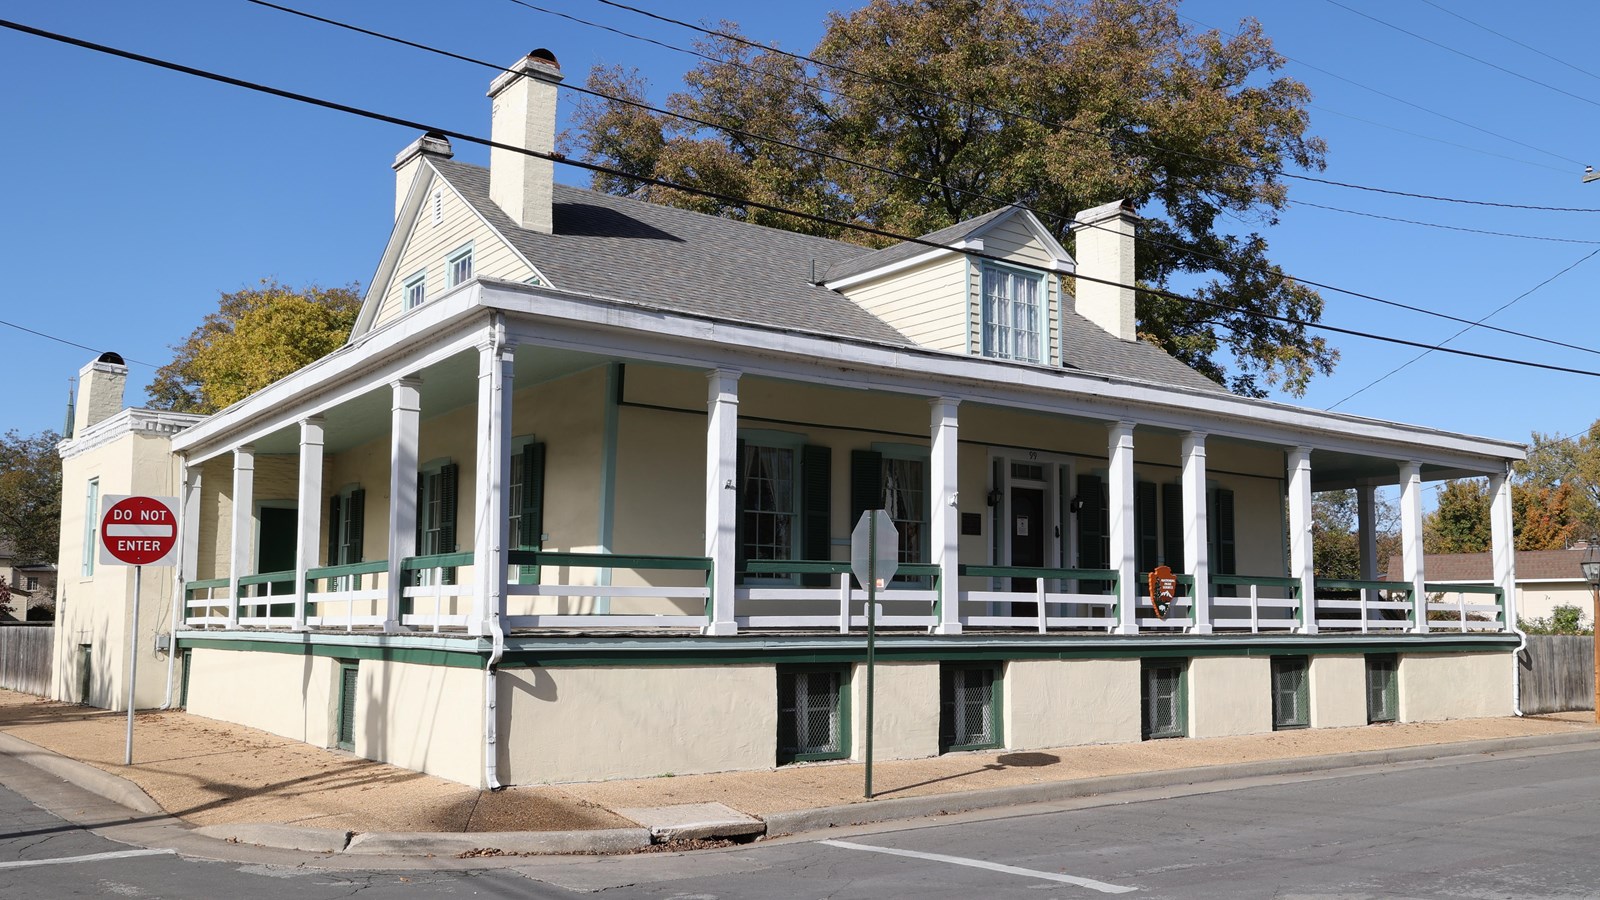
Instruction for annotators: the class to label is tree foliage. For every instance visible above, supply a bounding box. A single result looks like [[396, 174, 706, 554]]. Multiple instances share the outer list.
[[146, 281, 361, 414], [0, 429, 62, 565], [1312, 489, 1399, 580], [565, 0, 1335, 396], [1423, 480, 1491, 555], [1518, 424, 1600, 540]]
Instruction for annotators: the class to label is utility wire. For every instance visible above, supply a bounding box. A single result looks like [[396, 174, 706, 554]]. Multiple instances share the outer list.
[[1414, 0, 1600, 85], [247, 0, 1600, 361], [1307, 102, 1570, 175], [1291, 199, 1600, 245], [0, 317, 156, 367], [581, 0, 1600, 212], [1322, 0, 1600, 110], [8, 17, 1600, 383], [1328, 247, 1600, 409]]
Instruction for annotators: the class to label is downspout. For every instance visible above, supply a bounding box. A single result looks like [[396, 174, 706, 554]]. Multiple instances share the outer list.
[[161, 453, 190, 709], [1512, 618, 1527, 717], [484, 312, 508, 790]]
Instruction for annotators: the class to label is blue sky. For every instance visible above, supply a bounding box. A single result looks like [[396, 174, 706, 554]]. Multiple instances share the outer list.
[[3, 0, 1598, 453]]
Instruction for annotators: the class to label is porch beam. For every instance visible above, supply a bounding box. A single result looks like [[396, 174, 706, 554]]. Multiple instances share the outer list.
[[1357, 485, 1379, 582], [1488, 467, 1516, 631], [386, 378, 422, 633], [1182, 432, 1211, 634], [1287, 446, 1316, 634], [931, 397, 961, 635], [704, 369, 741, 636], [1398, 460, 1428, 633], [472, 339, 516, 637], [228, 446, 255, 629], [293, 417, 325, 632], [1108, 422, 1137, 635]]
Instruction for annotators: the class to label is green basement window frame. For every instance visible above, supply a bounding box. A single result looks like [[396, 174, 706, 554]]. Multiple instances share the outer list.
[[777, 664, 851, 764], [1142, 658, 1187, 740], [941, 662, 1003, 752], [1366, 653, 1399, 724], [336, 661, 359, 751], [1271, 656, 1310, 730]]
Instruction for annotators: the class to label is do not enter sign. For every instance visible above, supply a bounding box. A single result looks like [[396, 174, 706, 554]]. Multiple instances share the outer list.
[[99, 495, 179, 567]]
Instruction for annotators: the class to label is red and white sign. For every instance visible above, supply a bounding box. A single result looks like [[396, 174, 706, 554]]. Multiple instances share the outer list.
[[99, 495, 179, 567]]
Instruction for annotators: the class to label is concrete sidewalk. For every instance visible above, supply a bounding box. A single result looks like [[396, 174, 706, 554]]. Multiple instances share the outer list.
[[2, 688, 1596, 858]]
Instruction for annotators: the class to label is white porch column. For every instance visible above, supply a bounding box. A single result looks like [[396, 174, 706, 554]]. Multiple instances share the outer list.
[[176, 463, 202, 628], [386, 378, 422, 632], [1182, 432, 1211, 634], [1287, 446, 1316, 634], [1489, 467, 1517, 630], [1398, 460, 1428, 633], [1108, 422, 1138, 634], [472, 340, 515, 637], [704, 369, 740, 636], [293, 417, 325, 632], [931, 397, 962, 635], [228, 446, 255, 629]]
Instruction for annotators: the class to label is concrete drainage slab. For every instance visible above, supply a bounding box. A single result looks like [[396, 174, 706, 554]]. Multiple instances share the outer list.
[[616, 802, 765, 843]]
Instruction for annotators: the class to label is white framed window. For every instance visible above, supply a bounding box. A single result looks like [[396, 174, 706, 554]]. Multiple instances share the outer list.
[[415, 459, 459, 586], [403, 271, 426, 311], [327, 485, 365, 591], [741, 441, 801, 566], [981, 263, 1044, 363], [24, 576, 38, 592], [877, 444, 930, 576], [82, 477, 99, 577], [446, 244, 474, 288]]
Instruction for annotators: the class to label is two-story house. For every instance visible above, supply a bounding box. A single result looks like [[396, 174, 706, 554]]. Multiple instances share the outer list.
[[56, 50, 1525, 788]]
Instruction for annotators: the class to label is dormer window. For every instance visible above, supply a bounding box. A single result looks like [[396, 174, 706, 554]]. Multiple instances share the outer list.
[[981, 263, 1043, 363], [447, 244, 474, 288]]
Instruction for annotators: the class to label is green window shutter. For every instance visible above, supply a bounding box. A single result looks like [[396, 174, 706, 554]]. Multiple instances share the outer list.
[[179, 649, 191, 709], [439, 462, 459, 585], [1076, 474, 1108, 582], [1136, 481, 1158, 575], [850, 450, 884, 526], [735, 439, 746, 577], [1161, 482, 1184, 570], [1212, 488, 1236, 597], [326, 494, 341, 568], [414, 471, 425, 577], [346, 489, 365, 564], [800, 445, 832, 587], [519, 443, 545, 585], [337, 663, 358, 751]]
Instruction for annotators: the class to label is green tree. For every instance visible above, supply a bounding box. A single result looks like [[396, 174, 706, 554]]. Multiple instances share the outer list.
[[0, 429, 63, 565], [1518, 424, 1600, 539], [147, 281, 361, 414], [1423, 479, 1491, 555], [566, 0, 1334, 397], [1313, 489, 1399, 580]]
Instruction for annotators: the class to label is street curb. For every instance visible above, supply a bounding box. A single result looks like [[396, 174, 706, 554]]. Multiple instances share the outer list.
[[193, 823, 353, 854], [760, 729, 1600, 837], [0, 731, 163, 816], [343, 828, 651, 856]]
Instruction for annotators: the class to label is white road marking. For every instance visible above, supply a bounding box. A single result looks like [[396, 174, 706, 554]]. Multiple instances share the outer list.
[[819, 839, 1137, 894], [0, 848, 175, 870]]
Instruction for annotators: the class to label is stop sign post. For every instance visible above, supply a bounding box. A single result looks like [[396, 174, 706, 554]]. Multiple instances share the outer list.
[[851, 510, 897, 799], [99, 495, 179, 766]]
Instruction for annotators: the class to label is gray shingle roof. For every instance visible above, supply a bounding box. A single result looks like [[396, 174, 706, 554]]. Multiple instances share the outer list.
[[820, 206, 1018, 284], [431, 159, 1225, 394]]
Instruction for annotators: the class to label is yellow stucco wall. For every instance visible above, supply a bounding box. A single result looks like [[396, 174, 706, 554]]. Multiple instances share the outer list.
[[1190, 656, 1273, 737], [183, 647, 337, 746], [1310, 654, 1368, 728], [1004, 658, 1141, 748], [358, 658, 484, 786], [851, 661, 940, 761], [496, 664, 775, 783], [1399, 652, 1514, 722]]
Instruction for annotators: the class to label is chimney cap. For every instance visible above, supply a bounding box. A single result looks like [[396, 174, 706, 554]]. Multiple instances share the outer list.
[[488, 49, 565, 97], [96, 351, 125, 365], [393, 132, 455, 170], [528, 48, 559, 69], [1070, 198, 1140, 230]]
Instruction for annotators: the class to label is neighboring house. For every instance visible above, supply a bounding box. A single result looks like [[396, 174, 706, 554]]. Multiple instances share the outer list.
[[1388, 547, 1595, 627], [0, 538, 57, 622], [55, 50, 1527, 788]]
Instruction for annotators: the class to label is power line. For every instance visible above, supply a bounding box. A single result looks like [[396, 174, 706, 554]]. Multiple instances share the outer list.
[[0, 317, 156, 367], [1414, 0, 1600, 85], [7, 17, 1600, 384], [1328, 247, 1600, 409], [1291, 199, 1600, 245], [1306, 102, 1570, 175], [580, 0, 1600, 212], [246, 0, 1600, 362], [1321, 0, 1600, 110]]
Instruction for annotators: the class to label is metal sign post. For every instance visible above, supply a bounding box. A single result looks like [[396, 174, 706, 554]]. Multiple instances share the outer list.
[[99, 495, 180, 767], [851, 510, 898, 800]]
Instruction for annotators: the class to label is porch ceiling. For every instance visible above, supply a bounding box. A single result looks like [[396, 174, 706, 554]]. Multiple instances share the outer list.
[[1309, 448, 1488, 491]]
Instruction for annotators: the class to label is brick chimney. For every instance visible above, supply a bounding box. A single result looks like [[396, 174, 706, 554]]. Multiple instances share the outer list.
[[74, 352, 127, 434], [392, 132, 454, 220], [1070, 199, 1139, 342], [487, 49, 563, 234]]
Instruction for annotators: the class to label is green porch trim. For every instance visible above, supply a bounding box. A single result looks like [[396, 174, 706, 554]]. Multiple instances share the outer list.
[[401, 552, 476, 570], [237, 570, 295, 586], [185, 577, 231, 592], [507, 550, 711, 571], [176, 636, 486, 669], [306, 560, 389, 581], [1425, 582, 1504, 595], [1317, 579, 1411, 593]]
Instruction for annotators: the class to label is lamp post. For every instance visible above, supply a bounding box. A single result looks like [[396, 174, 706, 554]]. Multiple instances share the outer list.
[[1580, 542, 1600, 723]]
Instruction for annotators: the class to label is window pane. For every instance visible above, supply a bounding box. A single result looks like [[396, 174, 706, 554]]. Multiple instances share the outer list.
[[742, 445, 797, 562]]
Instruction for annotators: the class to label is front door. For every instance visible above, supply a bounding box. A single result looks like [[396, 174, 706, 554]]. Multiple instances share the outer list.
[[1010, 486, 1044, 617], [257, 506, 297, 616]]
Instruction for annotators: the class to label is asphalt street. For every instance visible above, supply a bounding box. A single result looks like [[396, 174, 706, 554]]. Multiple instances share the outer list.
[[2, 744, 1598, 898]]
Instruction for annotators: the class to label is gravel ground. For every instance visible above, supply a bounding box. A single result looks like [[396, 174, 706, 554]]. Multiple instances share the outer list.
[[1, 688, 1593, 833]]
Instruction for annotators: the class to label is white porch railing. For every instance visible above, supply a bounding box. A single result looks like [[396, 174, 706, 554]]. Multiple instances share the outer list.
[[735, 561, 939, 631], [1423, 582, 1506, 632], [304, 561, 389, 630], [503, 551, 710, 629], [957, 565, 1119, 631]]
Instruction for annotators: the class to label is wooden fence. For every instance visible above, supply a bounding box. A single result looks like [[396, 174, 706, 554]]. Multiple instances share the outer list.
[[0, 624, 53, 696], [1519, 635, 1594, 714]]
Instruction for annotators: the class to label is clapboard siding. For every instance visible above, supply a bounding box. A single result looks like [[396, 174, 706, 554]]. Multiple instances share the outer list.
[[981, 216, 1057, 269], [840, 255, 969, 352], [372, 173, 534, 329], [0, 625, 53, 696], [1519, 635, 1594, 714]]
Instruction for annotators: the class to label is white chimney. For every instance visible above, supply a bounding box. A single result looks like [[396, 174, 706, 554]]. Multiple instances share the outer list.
[[1070, 199, 1139, 342], [74, 352, 127, 434], [392, 132, 454, 220], [487, 49, 563, 234]]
